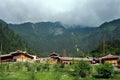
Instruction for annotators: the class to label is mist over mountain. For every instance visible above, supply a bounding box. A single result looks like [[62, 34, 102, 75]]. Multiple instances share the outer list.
[[1, 0, 120, 27]]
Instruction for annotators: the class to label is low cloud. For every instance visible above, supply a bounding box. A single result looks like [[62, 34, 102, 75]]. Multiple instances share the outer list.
[[0, 0, 120, 27]]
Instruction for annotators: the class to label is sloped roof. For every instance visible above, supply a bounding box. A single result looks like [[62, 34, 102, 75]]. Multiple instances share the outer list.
[[101, 54, 119, 59], [0, 50, 33, 58], [0, 54, 11, 57], [49, 52, 59, 57]]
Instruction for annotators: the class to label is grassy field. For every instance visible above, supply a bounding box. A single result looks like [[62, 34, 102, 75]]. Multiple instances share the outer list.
[[0, 62, 120, 80], [2, 71, 120, 80]]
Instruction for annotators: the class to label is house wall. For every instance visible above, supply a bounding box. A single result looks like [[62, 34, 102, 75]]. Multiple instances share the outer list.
[[48, 58, 58, 64], [0, 56, 13, 62], [37, 58, 48, 63], [105, 60, 118, 65], [13, 54, 32, 62]]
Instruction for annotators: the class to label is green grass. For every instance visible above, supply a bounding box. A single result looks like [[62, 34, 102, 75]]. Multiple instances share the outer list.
[[2, 71, 74, 80], [0, 63, 120, 80], [1, 70, 120, 80]]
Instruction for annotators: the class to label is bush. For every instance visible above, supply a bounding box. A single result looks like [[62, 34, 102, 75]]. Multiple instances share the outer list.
[[29, 72, 37, 80], [53, 64, 60, 71], [53, 63, 65, 72], [36, 64, 42, 72], [0, 64, 8, 79], [96, 63, 114, 78], [42, 63, 49, 71], [15, 62, 24, 71], [60, 63, 65, 68], [74, 60, 91, 78]]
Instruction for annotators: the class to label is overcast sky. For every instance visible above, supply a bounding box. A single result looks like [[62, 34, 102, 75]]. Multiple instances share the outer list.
[[0, 0, 120, 27]]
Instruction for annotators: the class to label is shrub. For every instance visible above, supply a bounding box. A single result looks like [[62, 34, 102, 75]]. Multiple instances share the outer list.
[[60, 63, 65, 68], [29, 72, 37, 80], [0, 64, 8, 79], [15, 62, 24, 71], [53, 63, 65, 72], [36, 64, 42, 72], [42, 63, 49, 71], [74, 60, 91, 78], [96, 63, 114, 78]]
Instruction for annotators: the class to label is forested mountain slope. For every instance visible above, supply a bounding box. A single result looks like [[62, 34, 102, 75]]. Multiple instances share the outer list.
[[8, 19, 120, 56], [0, 19, 35, 54]]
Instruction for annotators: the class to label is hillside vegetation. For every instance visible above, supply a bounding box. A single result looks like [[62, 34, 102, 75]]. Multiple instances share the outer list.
[[8, 19, 120, 56], [9, 22, 95, 56], [0, 19, 35, 54], [91, 39, 120, 57]]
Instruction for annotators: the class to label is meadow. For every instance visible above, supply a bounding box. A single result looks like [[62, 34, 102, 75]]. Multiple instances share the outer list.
[[0, 61, 120, 80]]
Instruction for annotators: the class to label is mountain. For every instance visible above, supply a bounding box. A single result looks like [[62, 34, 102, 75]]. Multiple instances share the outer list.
[[9, 22, 94, 56], [88, 19, 120, 57], [8, 19, 120, 57], [0, 19, 35, 55], [82, 19, 120, 52]]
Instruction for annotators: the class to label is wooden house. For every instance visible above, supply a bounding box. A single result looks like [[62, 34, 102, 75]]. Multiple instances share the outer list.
[[100, 54, 120, 66], [39, 52, 93, 64], [48, 53, 61, 64], [36, 52, 94, 64], [0, 50, 34, 62]]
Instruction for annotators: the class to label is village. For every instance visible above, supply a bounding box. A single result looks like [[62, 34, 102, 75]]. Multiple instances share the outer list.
[[0, 50, 120, 67], [0, 50, 120, 80]]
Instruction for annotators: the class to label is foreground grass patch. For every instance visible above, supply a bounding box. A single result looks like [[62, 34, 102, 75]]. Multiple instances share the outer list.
[[0, 63, 120, 80]]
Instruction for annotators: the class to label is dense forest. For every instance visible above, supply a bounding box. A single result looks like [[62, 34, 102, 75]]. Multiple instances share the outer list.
[[91, 39, 120, 57], [0, 19, 35, 55]]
